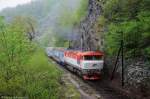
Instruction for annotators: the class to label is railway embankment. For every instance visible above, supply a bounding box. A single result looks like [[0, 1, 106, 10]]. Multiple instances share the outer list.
[[50, 60, 81, 99], [50, 59, 101, 99], [60, 73, 81, 99]]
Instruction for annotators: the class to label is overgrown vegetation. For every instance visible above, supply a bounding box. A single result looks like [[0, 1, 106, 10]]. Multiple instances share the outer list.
[[100, 0, 150, 59], [0, 16, 62, 98], [0, 0, 89, 98], [96, 0, 150, 95]]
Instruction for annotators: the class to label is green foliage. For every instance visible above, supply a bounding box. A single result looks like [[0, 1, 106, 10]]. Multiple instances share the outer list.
[[25, 49, 62, 99], [103, 0, 150, 59], [0, 16, 32, 96], [0, 17, 62, 98]]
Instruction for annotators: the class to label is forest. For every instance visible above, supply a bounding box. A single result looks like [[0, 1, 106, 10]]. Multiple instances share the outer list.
[[0, 16, 62, 98], [0, 0, 87, 98], [0, 0, 150, 98], [103, 0, 150, 58], [96, 0, 150, 96]]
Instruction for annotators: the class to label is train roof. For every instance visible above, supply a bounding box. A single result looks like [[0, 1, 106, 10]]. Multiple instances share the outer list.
[[65, 50, 104, 56], [79, 51, 104, 56]]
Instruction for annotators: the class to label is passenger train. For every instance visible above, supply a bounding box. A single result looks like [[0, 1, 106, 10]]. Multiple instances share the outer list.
[[46, 47, 104, 80]]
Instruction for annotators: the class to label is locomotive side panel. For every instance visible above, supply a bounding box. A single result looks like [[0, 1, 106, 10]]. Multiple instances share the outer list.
[[64, 51, 81, 69]]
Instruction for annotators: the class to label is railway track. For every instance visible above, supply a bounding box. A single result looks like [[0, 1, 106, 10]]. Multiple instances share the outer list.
[[84, 80, 132, 99], [50, 58, 132, 99]]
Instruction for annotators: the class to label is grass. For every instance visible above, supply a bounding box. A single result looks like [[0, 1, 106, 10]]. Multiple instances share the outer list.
[[60, 74, 81, 99]]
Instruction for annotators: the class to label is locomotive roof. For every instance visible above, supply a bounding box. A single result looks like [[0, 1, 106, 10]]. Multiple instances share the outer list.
[[65, 50, 104, 56]]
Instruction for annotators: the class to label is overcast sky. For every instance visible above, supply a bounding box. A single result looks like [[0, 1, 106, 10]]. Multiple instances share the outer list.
[[0, 0, 32, 11]]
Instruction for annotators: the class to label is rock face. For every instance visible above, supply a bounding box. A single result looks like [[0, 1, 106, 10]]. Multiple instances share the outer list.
[[73, 0, 103, 51]]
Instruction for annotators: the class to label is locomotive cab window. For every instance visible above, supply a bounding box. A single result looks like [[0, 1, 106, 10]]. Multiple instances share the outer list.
[[84, 55, 102, 60]]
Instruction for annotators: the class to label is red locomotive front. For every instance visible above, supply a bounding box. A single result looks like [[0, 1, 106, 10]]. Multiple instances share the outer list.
[[64, 50, 104, 80]]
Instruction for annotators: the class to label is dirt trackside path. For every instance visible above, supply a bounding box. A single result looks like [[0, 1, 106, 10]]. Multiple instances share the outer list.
[[67, 73, 99, 99], [51, 60, 102, 99]]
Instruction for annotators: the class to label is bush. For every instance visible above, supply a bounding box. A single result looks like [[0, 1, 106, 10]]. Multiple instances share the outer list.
[[0, 48, 62, 98], [0, 17, 62, 99], [24, 49, 62, 99]]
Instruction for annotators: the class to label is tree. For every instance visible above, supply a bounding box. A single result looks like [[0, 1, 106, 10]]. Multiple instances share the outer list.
[[103, 0, 150, 59], [0, 16, 33, 95], [0, 16, 62, 98], [12, 16, 37, 41]]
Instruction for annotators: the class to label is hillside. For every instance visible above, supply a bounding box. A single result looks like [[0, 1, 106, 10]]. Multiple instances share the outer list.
[[0, 0, 88, 98], [0, 0, 150, 98], [0, 0, 88, 47]]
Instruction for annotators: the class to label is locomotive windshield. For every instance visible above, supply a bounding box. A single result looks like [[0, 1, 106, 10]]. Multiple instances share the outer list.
[[84, 55, 102, 60]]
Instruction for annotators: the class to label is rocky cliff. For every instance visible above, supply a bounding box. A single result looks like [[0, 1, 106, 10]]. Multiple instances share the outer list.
[[72, 0, 104, 51]]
